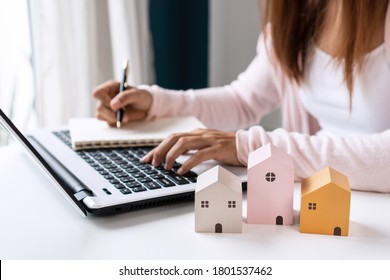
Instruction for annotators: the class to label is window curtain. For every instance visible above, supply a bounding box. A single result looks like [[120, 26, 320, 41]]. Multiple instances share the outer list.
[[0, 0, 36, 142], [29, 0, 153, 127]]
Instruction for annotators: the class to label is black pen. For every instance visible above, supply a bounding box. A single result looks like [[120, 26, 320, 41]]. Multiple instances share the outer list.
[[116, 59, 129, 128]]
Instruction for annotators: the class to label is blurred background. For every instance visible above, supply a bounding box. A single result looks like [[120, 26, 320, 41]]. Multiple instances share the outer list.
[[0, 0, 280, 147]]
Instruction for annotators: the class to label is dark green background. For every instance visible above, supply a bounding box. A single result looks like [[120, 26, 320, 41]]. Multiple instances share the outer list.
[[149, 0, 209, 90]]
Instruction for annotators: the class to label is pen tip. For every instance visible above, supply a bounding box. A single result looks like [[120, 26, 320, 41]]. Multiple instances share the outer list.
[[116, 121, 121, 128]]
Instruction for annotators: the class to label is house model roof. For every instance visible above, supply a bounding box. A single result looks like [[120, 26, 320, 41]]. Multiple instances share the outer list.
[[301, 167, 350, 197], [247, 143, 293, 169], [196, 165, 242, 194]]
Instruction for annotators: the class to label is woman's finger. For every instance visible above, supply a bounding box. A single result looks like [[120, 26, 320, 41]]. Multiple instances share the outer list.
[[92, 80, 120, 106], [142, 132, 193, 166], [164, 136, 211, 170], [142, 129, 240, 174], [110, 88, 152, 112], [95, 102, 117, 125], [122, 110, 147, 123], [177, 146, 219, 175]]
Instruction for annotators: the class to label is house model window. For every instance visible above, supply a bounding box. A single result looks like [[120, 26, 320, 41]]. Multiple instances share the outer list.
[[265, 172, 276, 182], [201, 201, 209, 208], [308, 202, 317, 210], [228, 201, 236, 208]]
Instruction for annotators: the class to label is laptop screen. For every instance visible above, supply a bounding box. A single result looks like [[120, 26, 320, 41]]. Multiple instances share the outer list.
[[0, 108, 88, 217]]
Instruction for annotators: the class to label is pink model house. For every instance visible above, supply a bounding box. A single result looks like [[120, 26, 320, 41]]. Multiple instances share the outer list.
[[195, 165, 242, 233], [247, 143, 294, 225]]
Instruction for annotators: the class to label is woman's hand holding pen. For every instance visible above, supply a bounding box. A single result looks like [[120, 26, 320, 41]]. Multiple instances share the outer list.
[[93, 80, 152, 127], [141, 128, 242, 175], [93, 80, 242, 173]]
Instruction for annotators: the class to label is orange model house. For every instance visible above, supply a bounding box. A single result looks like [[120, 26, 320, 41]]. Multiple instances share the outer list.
[[300, 167, 351, 236], [195, 165, 242, 233]]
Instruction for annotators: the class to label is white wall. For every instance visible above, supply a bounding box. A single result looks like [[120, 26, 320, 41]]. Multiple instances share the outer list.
[[209, 0, 281, 130], [209, 0, 260, 87]]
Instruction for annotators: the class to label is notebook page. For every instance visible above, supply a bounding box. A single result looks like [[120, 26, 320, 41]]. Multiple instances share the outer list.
[[69, 116, 206, 150]]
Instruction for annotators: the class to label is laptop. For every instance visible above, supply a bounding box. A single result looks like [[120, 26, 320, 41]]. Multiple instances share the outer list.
[[0, 108, 247, 217]]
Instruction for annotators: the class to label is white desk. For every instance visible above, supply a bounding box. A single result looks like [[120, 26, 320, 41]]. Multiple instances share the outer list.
[[1, 144, 390, 260]]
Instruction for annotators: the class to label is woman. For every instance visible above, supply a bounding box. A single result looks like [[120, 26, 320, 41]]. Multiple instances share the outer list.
[[93, 0, 390, 192]]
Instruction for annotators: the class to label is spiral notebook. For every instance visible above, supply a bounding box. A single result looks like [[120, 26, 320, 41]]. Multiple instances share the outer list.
[[69, 116, 206, 150]]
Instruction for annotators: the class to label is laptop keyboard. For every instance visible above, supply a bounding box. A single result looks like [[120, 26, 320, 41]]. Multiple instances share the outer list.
[[53, 130, 197, 195]]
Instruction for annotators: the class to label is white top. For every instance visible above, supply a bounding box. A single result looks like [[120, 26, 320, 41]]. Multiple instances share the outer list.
[[300, 44, 390, 136]]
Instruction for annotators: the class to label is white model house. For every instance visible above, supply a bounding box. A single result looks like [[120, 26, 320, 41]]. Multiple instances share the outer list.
[[195, 165, 242, 233]]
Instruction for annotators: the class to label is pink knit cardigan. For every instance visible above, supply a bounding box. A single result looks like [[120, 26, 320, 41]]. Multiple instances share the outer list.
[[139, 7, 390, 192]]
